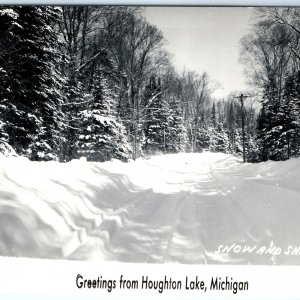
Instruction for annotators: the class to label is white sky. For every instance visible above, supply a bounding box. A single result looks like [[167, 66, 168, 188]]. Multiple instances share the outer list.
[[144, 7, 253, 99]]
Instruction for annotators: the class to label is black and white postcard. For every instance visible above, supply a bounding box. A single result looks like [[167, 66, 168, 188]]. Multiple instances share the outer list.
[[0, 3, 300, 298]]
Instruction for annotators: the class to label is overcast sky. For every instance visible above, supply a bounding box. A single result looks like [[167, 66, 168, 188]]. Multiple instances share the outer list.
[[144, 7, 254, 99]]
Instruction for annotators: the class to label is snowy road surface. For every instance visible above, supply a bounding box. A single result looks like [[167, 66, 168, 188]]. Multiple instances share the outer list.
[[0, 152, 300, 264]]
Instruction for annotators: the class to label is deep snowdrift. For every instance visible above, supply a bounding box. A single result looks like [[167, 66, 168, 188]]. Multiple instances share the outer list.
[[0, 152, 300, 264]]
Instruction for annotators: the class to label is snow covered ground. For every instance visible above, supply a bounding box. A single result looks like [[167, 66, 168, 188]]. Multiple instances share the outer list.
[[0, 152, 300, 265]]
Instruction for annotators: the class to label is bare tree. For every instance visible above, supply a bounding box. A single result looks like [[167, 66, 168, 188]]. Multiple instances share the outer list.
[[240, 18, 293, 104], [178, 71, 212, 151], [102, 10, 165, 151]]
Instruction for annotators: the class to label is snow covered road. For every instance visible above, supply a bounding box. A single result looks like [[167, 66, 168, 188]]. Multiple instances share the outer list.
[[0, 152, 300, 264]]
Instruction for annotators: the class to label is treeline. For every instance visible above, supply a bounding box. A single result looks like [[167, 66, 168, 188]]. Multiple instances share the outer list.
[[0, 6, 256, 162], [241, 7, 300, 162]]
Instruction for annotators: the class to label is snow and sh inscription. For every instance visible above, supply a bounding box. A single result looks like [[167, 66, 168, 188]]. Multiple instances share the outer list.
[[216, 242, 300, 264]]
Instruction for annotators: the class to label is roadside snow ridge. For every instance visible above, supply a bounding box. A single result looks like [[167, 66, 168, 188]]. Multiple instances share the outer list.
[[0, 152, 299, 264]]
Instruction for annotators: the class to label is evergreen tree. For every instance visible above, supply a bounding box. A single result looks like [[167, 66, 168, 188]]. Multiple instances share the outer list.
[[211, 102, 217, 127], [60, 77, 85, 161], [196, 125, 210, 151], [76, 66, 131, 161], [282, 72, 300, 158], [208, 124, 230, 153], [206, 102, 230, 153], [143, 77, 170, 154], [168, 97, 187, 153], [256, 75, 299, 161], [0, 6, 64, 160], [227, 101, 235, 152], [256, 106, 269, 161], [142, 76, 157, 153]]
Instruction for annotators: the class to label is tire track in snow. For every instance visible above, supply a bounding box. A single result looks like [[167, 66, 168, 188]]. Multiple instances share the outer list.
[[2, 153, 300, 264], [74, 154, 246, 263], [164, 193, 208, 263]]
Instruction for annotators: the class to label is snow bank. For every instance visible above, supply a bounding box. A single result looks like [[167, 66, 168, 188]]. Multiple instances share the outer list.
[[0, 140, 18, 157], [0, 152, 300, 264]]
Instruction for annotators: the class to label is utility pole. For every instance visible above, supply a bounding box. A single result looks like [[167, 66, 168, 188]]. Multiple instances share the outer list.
[[234, 93, 250, 163]]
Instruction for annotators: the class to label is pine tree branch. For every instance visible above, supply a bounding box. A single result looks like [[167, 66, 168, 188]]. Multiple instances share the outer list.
[[61, 99, 92, 106]]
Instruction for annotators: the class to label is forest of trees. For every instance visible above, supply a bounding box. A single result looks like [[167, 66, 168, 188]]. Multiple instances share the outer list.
[[0, 6, 298, 163], [241, 7, 300, 162]]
